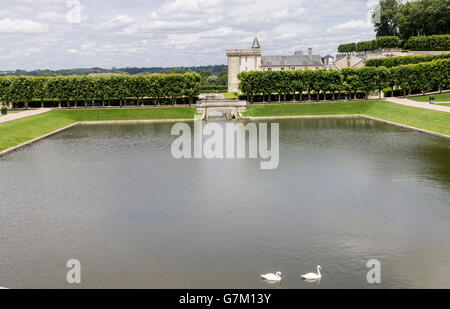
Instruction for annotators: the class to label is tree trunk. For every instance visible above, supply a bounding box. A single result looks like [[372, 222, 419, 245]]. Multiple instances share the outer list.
[[283, 94, 286, 102], [299, 93, 302, 102], [25, 101, 29, 110], [308, 91, 311, 101], [439, 85, 442, 93], [172, 97, 175, 106], [154, 99, 157, 107], [84, 100, 87, 108], [278, 94, 281, 103], [67, 100, 70, 109], [41, 100, 44, 108], [268, 94, 271, 103], [120, 99, 123, 108], [102, 100, 105, 107]]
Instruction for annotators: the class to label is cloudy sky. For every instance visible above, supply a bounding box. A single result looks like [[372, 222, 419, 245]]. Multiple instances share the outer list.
[[0, 0, 379, 71]]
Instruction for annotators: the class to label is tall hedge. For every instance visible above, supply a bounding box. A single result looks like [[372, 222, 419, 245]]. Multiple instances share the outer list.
[[338, 36, 402, 53], [0, 73, 201, 108], [238, 59, 449, 100], [366, 53, 450, 68], [404, 35, 450, 51]]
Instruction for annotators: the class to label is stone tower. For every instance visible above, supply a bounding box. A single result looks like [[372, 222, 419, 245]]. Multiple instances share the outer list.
[[226, 38, 262, 93]]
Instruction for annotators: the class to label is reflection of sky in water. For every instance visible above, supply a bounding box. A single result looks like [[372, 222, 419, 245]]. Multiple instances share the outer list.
[[0, 119, 449, 289]]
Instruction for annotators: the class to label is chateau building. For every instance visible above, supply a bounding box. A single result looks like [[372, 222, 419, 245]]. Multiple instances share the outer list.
[[226, 38, 334, 93]]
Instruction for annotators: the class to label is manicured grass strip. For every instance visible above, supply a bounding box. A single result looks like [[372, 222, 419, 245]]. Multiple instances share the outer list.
[[243, 101, 450, 136], [242, 102, 369, 117], [409, 93, 450, 102], [364, 102, 450, 136], [55, 107, 198, 121], [0, 107, 198, 152], [437, 103, 450, 107], [0, 112, 75, 152]]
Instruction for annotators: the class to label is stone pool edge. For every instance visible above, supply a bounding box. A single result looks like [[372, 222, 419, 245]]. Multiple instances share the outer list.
[[1, 115, 448, 159], [0, 118, 197, 158], [0, 122, 80, 158], [241, 114, 450, 140]]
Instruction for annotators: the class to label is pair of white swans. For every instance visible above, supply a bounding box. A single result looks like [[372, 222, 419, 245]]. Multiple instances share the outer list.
[[261, 265, 322, 282]]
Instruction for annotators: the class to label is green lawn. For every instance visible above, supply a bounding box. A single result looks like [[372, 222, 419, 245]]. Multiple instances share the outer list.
[[437, 103, 450, 107], [243, 101, 450, 136], [0, 107, 198, 152], [409, 92, 450, 102]]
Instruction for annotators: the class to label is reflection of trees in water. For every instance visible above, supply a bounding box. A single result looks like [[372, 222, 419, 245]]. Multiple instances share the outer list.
[[412, 143, 450, 187], [277, 118, 450, 187]]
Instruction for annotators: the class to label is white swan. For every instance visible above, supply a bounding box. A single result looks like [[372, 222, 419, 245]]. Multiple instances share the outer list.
[[301, 265, 322, 280], [261, 272, 282, 281]]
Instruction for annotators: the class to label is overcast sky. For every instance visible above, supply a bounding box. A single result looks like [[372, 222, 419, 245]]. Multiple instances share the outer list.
[[0, 0, 380, 70]]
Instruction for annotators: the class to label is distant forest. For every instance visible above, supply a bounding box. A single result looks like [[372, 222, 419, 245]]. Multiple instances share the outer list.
[[0, 65, 227, 77]]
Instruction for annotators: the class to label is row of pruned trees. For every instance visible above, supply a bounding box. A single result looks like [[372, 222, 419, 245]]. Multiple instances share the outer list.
[[0, 73, 201, 109], [238, 59, 450, 102]]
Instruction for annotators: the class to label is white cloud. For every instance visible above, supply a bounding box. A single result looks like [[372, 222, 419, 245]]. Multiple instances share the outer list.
[[332, 20, 372, 31], [38, 11, 65, 21], [0, 0, 377, 70], [25, 47, 42, 55], [97, 14, 135, 30], [0, 18, 49, 33]]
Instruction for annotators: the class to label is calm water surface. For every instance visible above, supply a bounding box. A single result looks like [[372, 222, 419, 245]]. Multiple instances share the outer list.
[[0, 119, 449, 288]]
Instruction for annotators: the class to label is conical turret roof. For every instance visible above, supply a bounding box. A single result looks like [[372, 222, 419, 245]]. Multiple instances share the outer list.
[[252, 37, 261, 49]]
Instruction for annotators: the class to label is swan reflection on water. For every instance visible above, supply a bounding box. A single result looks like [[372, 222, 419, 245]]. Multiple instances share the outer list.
[[302, 278, 321, 286]]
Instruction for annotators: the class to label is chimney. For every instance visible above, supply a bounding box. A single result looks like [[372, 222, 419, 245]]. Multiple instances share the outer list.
[[308, 48, 313, 60]]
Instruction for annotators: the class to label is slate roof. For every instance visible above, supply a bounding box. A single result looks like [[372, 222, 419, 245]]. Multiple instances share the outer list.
[[261, 55, 324, 67]]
